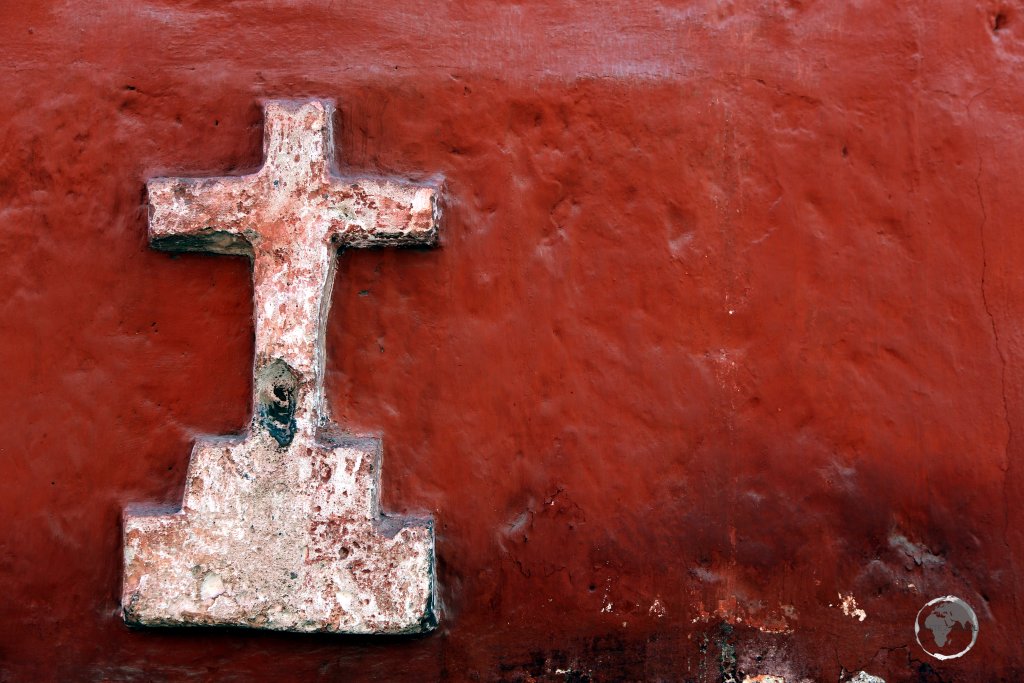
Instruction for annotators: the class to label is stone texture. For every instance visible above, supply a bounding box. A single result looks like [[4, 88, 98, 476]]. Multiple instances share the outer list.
[[121, 100, 440, 634]]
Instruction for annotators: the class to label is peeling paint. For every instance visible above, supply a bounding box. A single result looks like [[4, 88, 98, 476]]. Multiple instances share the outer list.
[[837, 593, 866, 622], [691, 598, 795, 635], [888, 532, 944, 569], [848, 672, 886, 683]]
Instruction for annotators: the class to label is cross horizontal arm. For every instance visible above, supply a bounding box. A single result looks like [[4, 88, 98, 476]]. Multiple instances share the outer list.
[[323, 178, 439, 248], [147, 175, 256, 255]]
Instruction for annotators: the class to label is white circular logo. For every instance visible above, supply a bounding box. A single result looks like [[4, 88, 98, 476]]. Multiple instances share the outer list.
[[914, 596, 978, 660]]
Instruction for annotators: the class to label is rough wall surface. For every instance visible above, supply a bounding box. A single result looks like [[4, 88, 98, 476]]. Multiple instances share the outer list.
[[1, 0, 1023, 680]]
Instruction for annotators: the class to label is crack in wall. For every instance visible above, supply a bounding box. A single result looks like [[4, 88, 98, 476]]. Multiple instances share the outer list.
[[968, 86, 1019, 634]]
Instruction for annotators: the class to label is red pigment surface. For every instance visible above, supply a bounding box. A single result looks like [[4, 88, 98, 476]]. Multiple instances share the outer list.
[[1, 1, 1022, 680]]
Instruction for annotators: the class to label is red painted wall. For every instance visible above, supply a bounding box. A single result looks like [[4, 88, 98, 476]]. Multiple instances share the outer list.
[[2, 1, 1022, 680]]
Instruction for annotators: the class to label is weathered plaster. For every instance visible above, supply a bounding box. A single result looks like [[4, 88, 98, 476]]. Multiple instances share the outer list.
[[122, 100, 440, 634]]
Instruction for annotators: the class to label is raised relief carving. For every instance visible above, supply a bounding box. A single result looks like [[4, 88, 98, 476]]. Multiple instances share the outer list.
[[122, 100, 440, 634]]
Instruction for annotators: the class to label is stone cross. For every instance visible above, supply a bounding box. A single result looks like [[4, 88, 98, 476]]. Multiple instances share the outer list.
[[122, 100, 439, 634]]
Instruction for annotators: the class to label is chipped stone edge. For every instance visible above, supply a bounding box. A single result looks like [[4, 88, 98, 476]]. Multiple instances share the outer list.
[[120, 431, 440, 635]]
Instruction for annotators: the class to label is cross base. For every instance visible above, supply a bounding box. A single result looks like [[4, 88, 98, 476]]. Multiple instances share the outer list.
[[122, 433, 436, 634]]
